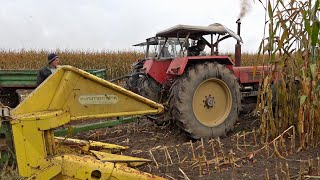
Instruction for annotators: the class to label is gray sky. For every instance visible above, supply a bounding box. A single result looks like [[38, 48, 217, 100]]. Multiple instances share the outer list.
[[0, 0, 266, 53]]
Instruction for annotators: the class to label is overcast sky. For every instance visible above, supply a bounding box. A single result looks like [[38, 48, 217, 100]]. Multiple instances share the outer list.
[[0, 0, 266, 53]]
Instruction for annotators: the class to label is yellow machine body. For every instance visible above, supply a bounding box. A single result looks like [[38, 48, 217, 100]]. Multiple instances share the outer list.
[[9, 66, 164, 179]]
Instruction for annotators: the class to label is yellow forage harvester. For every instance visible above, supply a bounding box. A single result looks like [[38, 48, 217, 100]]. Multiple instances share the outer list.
[[3, 66, 165, 179]]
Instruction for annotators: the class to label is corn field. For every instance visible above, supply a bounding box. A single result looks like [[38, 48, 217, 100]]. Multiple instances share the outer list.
[[0, 50, 266, 79], [0, 50, 143, 79], [258, 0, 320, 149]]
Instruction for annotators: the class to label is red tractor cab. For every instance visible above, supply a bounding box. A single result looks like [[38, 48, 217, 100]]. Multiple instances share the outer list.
[[122, 21, 267, 139]]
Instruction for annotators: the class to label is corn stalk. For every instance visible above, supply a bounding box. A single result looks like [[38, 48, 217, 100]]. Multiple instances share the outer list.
[[258, 0, 320, 148]]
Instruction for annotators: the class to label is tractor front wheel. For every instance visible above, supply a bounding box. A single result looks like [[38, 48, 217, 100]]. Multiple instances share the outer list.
[[170, 62, 241, 139]]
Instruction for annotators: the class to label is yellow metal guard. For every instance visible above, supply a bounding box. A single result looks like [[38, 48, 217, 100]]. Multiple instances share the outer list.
[[10, 66, 165, 179]]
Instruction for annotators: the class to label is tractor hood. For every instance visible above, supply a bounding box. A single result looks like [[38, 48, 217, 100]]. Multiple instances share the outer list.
[[156, 23, 243, 43]]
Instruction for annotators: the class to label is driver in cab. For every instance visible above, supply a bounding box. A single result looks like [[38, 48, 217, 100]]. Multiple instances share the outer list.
[[187, 39, 206, 56]]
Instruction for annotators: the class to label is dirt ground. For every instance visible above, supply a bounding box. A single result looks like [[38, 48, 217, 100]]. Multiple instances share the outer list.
[[74, 114, 320, 180], [4, 90, 319, 179]]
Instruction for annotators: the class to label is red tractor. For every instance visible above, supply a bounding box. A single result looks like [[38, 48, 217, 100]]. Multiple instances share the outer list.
[[121, 20, 267, 139]]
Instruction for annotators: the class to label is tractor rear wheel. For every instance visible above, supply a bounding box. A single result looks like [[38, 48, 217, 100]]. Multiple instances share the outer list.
[[170, 62, 241, 139], [137, 76, 160, 102]]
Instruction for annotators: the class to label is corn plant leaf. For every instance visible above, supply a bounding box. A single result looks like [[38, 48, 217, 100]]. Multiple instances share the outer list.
[[253, 65, 257, 78], [300, 95, 308, 105], [288, 10, 299, 23], [278, 21, 289, 48], [257, 40, 263, 60], [310, 63, 317, 78], [269, 24, 275, 47], [296, 52, 304, 66], [303, 11, 311, 35], [290, 0, 295, 7], [268, 1, 273, 20], [275, 0, 281, 9], [311, 20, 320, 46], [258, 0, 267, 10], [309, 0, 312, 11], [279, 0, 285, 8], [316, 83, 320, 92], [313, 0, 320, 20]]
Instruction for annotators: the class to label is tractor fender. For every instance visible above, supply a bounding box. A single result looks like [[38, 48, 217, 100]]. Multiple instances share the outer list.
[[166, 56, 234, 75]]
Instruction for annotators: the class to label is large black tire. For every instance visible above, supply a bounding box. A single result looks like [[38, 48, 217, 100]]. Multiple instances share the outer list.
[[170, 62, 241, 139], [0, 88, 20, 108], [136, 76, 171, 125], [137, 76, 161, 102], [125, 59, 146, 93]]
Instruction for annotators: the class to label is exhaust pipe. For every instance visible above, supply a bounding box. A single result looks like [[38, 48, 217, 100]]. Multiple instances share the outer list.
[[236, 18, 241, 36], [235, 18, 241, 67]]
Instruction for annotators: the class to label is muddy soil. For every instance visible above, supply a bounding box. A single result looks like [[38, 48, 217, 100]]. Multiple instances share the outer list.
[[75, 114, 320, 180]]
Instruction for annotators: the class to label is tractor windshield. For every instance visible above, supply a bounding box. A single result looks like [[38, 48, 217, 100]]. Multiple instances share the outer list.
[[133, 37, 183, 59], [157, 38, 183, 59]]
